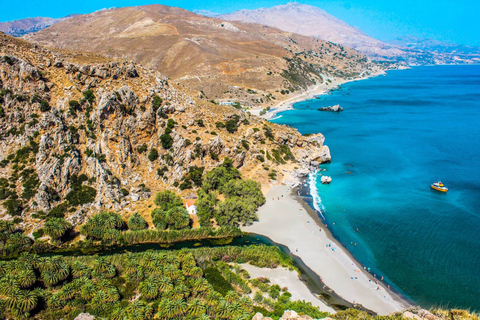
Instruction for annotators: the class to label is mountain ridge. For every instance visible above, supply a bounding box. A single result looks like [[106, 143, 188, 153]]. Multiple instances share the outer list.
[[0, 15, 77, 37], [25, 4, 380, 109], [220, 3, 480, 65]]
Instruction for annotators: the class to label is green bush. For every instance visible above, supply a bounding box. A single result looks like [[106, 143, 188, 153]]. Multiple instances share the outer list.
[[225, 119, 238, 133], [152, 95, 162, 112], [65, 185, 96, 206], [32, 228, 44, 240], [83, 89, 95, 104], [3, 197, 23, 216], [137, 144, 147, 153], [40, 100, 51, 112], [47, 202, 69, 218], [160, 134, 173, 149], [148, 148, 159, 161], [180, 166, 204, 190], [68, 100, 80, 113]]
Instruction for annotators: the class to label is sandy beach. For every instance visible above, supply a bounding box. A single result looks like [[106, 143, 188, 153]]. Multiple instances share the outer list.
[[240, 264, 336, 313], [242, 185, 411, 315]]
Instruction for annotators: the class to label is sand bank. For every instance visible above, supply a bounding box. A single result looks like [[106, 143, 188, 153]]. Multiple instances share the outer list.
[[242, 185, 411, 315], [240, 264, 335, 313]]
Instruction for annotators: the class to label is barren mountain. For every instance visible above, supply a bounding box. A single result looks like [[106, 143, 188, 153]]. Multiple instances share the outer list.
[[25, 4, 379, 108], [0, 16, 74, 37], [0, 32, 330, 232], [220, 3, 405, 60], [220, 3, 480, 65]]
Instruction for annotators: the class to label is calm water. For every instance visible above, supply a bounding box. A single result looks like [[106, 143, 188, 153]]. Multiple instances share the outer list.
[[272, 65, 480, 310]]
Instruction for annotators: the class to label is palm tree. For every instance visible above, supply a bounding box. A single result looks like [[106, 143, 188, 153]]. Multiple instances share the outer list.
[[176, 284, 190, 298], [125, 300, 153, 320], [227, 301, 244, 318], [225, 291, 239, 304], [157, 277, 173, 293], [215, 300, 230, 319], [139, 281, 159, 300], [189, 267, 203, 279], [80, 281, 96, 300], [4, 289, 35, 314], [59, 283, 76, 300], [238, 297, 253, 314], [0, 274, 20, 296], [127, 213, 148, 230], [104, 287, 120, 302], [44, 218, 71, 240], [205, 291, 222, 307], [109, 306, 125, 320], [187, 298, 206, 317], [171, 299, 187, 317], [71, 261, 91, 278], [158, 299, 176, 319]]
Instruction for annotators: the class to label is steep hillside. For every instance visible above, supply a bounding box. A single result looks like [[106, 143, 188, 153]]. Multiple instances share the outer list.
[[25, 4, 380, 109], [0, 32, 330, 232]]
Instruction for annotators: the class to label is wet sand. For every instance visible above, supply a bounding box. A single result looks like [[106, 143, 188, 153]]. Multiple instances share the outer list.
[[242, 185, 411, 315]]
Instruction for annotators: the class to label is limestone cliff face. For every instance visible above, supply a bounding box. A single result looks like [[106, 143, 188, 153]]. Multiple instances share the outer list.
[[0, 33, 330, 231]]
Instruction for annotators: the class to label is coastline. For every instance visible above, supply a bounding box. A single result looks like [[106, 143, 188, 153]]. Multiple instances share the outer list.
[[250, 72, 385, 120], [242, 185, 412, 315]]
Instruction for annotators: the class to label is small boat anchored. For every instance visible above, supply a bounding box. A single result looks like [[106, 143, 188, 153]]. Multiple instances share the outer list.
[[431, 181, 448, 192]]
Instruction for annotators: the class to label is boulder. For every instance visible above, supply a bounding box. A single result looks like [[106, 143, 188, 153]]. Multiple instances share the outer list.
[[74, 313, 95, 320], [321, 176, 332, 184], [318, 104, 343, 112]]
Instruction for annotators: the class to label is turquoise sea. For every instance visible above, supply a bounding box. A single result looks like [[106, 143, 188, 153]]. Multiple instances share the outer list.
[[272, 65, 480, 310]]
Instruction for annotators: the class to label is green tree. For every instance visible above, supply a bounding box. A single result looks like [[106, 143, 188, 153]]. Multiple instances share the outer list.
[[196, 189, 218, 227], [127, 213, 147, 230], [216, 198, 257, 227], [151, 206, 190, 230], [154, 190, 183, 210]]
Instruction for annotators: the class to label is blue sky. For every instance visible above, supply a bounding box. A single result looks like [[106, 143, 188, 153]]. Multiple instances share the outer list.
[[2, 0, 479, 46]]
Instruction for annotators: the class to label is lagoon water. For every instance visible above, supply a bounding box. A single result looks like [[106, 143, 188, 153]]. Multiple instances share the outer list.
[[272, 65, 480, 310]]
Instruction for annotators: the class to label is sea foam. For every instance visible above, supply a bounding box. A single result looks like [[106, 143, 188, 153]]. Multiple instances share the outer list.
[[308, 171, 325, 220]]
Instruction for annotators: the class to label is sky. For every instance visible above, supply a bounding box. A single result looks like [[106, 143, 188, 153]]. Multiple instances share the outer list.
[[1, 0, 479, 46]]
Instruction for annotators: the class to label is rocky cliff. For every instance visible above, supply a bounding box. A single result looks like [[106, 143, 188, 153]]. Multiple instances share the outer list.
[[0, 32, 330, 232]]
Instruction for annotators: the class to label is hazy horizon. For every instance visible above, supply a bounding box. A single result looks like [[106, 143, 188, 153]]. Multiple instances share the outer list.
[[1, 0, 479, 46]]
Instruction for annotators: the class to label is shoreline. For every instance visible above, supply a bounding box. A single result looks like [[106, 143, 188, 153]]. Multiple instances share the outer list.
[[250, 72, 385, 120], [242, 185, 412, 315], [294, 178, 413, 308]]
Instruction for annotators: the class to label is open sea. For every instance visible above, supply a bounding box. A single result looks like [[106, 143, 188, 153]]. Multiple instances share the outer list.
[[271, 65, 480, 311]]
